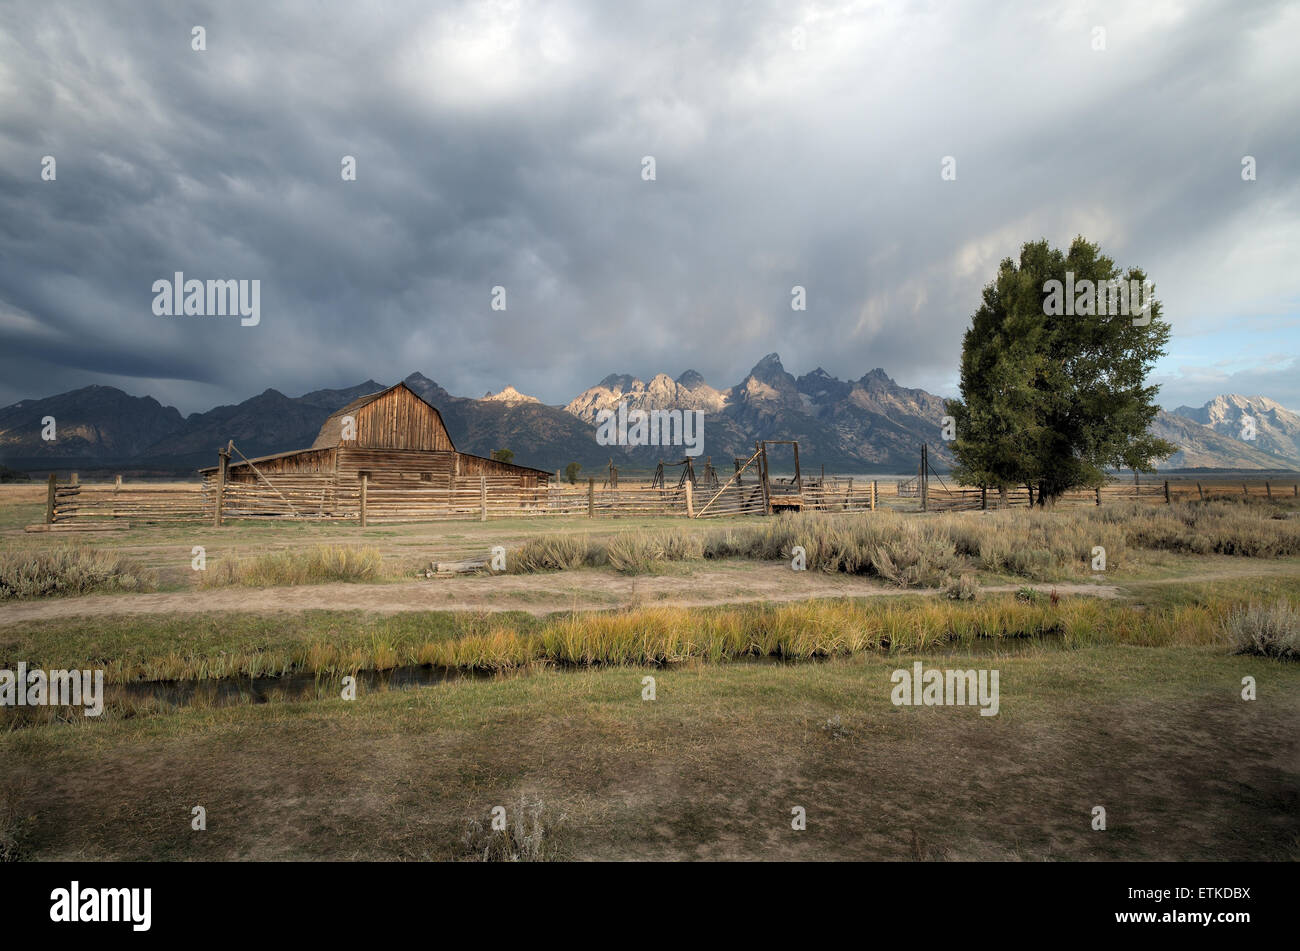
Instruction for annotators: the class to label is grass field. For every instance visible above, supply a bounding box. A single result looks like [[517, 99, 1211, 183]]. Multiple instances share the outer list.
[[1, 486, 1298, 861]]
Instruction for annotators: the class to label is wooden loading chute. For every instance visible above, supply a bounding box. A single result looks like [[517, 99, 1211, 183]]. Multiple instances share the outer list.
[[651, 457, 697, 489]]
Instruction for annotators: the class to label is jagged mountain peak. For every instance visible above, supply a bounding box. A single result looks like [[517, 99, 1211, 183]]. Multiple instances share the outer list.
[[481, 385, 540, 405], [1170, 393, 1300, 465], [747, 352, 788, 379], [598, 373, 639, 391], [859, 367, 895, 386]]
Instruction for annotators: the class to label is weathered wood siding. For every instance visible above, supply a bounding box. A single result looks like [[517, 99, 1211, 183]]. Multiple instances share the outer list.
[[337, 448, 457, 483], [352, 387, 453, 451], [456, 453, 545, 485], [336, 448, 548, 488], [226, 448, 336, 482]]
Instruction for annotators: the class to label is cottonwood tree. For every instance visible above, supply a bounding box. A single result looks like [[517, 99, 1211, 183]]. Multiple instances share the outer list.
[[946, 237, 1175, 507]]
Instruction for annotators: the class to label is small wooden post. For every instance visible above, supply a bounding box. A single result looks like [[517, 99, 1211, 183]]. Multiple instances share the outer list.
[[1095, 486, 1101, 506], [1265, 481, 1272, 500], [45, 473, 56, 524], [360, 474, 368, 527], [981, 485, 988, 510], [115, 474, 122, 489], [480, 474, 487, 521], [1197, 482, 1204, 500], [1163, 480, 1170, 504], [587, 477, 595, 518], [71, 471, 78, 487], [1243, 483, 1248, 498], [213, 446, 229, 527], [871, 480, 878, 511], [684, 479, 694, 518], [920, 446, 928, 512]]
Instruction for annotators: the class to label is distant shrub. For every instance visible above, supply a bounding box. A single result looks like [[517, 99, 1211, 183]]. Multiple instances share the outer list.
[[201, 545, 382, 587], [507, 535, 597, 572], [1224, 600, 1299, 659], [0, 547, 154, 600], [943, 574, 980, 601]]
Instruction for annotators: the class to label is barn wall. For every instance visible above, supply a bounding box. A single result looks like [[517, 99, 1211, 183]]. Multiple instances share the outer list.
[[337, 448, 458, 484], [354, 387, 453, 451], [456, 452, 548, 486], [225, 448, 336, 482]]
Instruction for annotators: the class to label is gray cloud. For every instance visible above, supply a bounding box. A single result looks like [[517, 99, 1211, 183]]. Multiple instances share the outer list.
[[1, 0, 1298, 414]]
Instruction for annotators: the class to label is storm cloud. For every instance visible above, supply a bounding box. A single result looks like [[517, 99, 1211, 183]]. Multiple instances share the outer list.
[[1, 0, 1297, 414]]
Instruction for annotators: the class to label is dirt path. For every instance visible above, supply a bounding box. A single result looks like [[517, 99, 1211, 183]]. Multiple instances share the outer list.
[[3, 558, 1296, 625], [0, 561, 1125, 624]]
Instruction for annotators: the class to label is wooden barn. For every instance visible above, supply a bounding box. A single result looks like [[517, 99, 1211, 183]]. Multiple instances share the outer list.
[[199, 382, 550, 520]]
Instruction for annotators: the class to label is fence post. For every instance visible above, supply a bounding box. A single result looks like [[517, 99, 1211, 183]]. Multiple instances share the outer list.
[[71, 471, 78, 487], [587, 478, 595, 518], [1265, 481, 1272, 500], [115, 474, 122, 489], [1197, 482, 1203, 500], [1163, 480, 1170, 504], [1095, 486, 1101, 507], [872, 480, 878, 511], [920, 450, 928, 512], [360, 474, 368, 527], [684, 479, 694, 518], [213, 447, 229, 527], [480, 474, 487, 521], [45, 473, 56, 524], [1242, 483, 1248, 498]]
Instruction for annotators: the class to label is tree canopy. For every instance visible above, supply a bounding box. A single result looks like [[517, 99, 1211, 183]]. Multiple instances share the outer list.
[[946, 237, 1175, 506]]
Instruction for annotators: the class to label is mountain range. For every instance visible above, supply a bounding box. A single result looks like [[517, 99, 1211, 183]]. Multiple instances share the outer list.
[[2, 355, 1298, 475]]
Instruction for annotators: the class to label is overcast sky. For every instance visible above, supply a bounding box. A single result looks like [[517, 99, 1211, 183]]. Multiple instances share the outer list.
[[1, 0, 1297, 415]]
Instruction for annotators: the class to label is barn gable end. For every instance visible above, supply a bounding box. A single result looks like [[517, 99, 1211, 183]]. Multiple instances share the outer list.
[[311, 383, 454, 452]]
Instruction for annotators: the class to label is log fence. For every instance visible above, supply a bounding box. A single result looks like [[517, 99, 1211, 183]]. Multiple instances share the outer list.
[[36, 474, 1300, 527]]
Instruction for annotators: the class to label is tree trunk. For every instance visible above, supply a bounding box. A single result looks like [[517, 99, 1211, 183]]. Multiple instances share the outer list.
[[998, 485, 1008, 509], [1036, 482, 1062, 508]]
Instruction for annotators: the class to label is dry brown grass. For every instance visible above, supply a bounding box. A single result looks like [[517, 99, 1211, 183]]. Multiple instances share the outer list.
[[0, 547, 155, 600], [1224, 600, 1300, 658]]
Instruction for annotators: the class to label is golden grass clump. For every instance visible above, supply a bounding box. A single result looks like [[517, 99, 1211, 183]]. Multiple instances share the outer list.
[[200, 545, 382, 588]]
